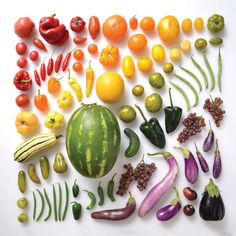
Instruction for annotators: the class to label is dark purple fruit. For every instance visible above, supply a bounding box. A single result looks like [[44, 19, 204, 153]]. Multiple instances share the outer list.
[[183, 187, 197, 201], [183, 204, 195, 216]]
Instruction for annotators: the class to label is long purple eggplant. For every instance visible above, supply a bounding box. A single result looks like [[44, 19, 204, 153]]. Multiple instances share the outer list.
[[174, 147, 199, 184], [203, 120, 214, 152], [156, 187, 181, 221], [194, 142, 209, 173], [213, 139, 222, 178], [91, 192, 136, 221], [138, 152, 178, 217]]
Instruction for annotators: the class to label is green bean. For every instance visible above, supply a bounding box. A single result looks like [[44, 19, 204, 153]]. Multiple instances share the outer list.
[[58, 183, 62, 221], [218, 48, 222, 92], [179, 65, 202, 91], [32, 191, 37, 221], [53, 184, 57, 221], [170, 81, 191, 111], [36, 189, 45, 222], [174, 74, 199, 107], [203, 51, 215, 91], [97, 181, 105, 206], [191, 55, 209, 89], [62, 181, 69, 221], [43, 188, 52, 221], [83, 190, 96, 210]]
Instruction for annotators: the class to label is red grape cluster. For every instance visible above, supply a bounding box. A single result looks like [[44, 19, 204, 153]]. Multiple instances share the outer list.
[[203, 97, 225, 127], [116, 161, 157, 196], [177, 113, 206, 143]]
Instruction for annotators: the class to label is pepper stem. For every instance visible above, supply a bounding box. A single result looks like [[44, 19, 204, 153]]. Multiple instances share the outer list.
[[50, 49, 55, 58], [89, 60, 91, 68], [38, 89, 41, 96], [57, 76, 63, 81], [135, 104, 148, 122], [111, 173, 117, 181], [147, 151, 173, 159], [68, 69, 71, 80], [168, 88, 174, 107], [73, 179, 77, 185]]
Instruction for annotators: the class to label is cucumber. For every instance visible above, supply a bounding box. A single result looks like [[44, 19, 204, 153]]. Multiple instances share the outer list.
[[124, 128, 140, 158]]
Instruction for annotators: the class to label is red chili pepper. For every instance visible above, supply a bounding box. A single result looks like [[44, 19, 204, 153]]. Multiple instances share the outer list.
[[34, 68, 41, 86], [33, 38, 47, 51], [62, 48, 75, 72], [40, 58, 46, 81], [13, 70, 32, 91], [73, 36, 87, 45], [55, 48, 65, 73], [47, 49, 55, 76]]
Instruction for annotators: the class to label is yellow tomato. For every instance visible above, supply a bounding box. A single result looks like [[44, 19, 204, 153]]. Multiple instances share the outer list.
[[194, 18, 204, 31], [180, 40, 191, 52], [122, 55, 135, 79], [181, 18, 192, 33], [15, 112, 39, 135], [157, 16, 180, 45], [151, 44, 166, 62], [96, 72, 124, 103], [169, 48, 182, 61], [137, 56, 153, 73]]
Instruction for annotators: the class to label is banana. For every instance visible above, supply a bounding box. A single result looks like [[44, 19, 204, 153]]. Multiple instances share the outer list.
[[14, 133, 63, 163]]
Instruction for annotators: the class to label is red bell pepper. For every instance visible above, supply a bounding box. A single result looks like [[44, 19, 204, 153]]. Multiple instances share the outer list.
[[70, 16, 85, 33], [14, 70, 32, 91]]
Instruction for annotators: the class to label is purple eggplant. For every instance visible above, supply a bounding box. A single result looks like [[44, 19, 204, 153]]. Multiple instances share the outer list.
[[174, 147, 199, 184], [203, 120, 214, 152], [194, 142, 209, 173], [138, 152, 178, 217], [213, 139, 222, 178], [156, 187, 181, 221], [91, 192, 136, 221]]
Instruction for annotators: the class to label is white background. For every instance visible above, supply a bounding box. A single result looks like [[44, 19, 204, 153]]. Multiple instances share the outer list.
[[0, 0, 236, 235]]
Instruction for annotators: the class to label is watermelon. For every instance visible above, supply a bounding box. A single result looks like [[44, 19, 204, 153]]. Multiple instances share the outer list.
[[66, 104, 121, 178]]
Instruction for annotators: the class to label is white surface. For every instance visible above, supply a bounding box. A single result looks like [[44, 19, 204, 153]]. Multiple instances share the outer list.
[[0, 0, 236, 235]]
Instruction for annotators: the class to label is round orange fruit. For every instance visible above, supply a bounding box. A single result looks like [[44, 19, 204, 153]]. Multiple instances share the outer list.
[[128, 34, 147, 53], [140, 16, 155, 32]]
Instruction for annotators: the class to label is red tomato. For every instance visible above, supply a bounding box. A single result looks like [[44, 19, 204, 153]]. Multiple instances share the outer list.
[[15, 94, 30, 108], [29, 51, 39, 61], [16, 42, 27, 55], [17, 57, 27, 68]]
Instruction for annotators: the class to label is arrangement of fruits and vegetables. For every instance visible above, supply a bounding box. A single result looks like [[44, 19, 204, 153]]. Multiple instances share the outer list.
[[13, 13, 226, 224]]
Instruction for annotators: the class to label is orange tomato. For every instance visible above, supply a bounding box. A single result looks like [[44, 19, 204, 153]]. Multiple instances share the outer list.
[[73, 61, 83, 73], [157, 16, 180, 45], [128, 34, 147, 53], [88, 44, 98, 54], [102, 15, 127, 41], [194, 17, 204, 31], [137, 56, 153, 73], [99, 44, 119, 67], [182, 18, 192, 33], [140, 16, 155, 32], [73, 49, 84, 60], [129, 16, 138, 30]]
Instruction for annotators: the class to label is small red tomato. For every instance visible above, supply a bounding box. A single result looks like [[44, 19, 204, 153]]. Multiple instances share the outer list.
[[183, 204, 195, 216], [29, 51, 39, 61], [16, 42, 27, 55], [15, 94, 30, 108], [17, 57, 27, 68], [183, 187, 197, 201]]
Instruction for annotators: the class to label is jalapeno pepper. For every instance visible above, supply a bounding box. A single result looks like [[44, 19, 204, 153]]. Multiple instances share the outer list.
[[71, 202, 82, 220], [135, 104, 166, 148], [164, 88, 182, 133], [97, 181, 104, 206], [72, 179, 79, 198], [207, 14, 224, 33], [107, 173, 116, 202]]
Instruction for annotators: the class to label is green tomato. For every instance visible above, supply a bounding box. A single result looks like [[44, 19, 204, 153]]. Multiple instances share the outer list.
[[207, 14, 224, 33], [18, 212, 28, 223], [119, 105, 136, 123], [195, 38, 207, 50], [148, 72, 165, 89], [17, 197, 28, 209], [132, 85, 144, 96], [145, 93, 163, 113], [163, 63, 174, 74]]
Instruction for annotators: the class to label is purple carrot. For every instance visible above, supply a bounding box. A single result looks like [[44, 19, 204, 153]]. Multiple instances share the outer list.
[[213, 139, 222, 178], [194, 142, 209, 173], [203, 120, 214, 152]]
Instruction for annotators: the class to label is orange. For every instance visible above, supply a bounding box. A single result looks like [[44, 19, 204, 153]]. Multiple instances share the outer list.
[[157, 16, 180, 45], [140, 16, 155, 32], [181, 18, 192, 33], [194, 17, 204, 31], [128, 34, 147, 53], [96, 72, 124, 103], [102, 15, 127, 41], [137, 56, 153, 73]]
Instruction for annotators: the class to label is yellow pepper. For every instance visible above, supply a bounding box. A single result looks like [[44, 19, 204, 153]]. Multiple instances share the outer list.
[[44, 111, 64, 129], [86, 61, 94, 97], [122, 55, 135, 79], [57, 90, 74, 109], [68, 69, 82, 102]]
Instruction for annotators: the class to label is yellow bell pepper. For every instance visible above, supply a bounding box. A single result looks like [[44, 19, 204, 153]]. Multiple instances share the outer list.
[[68, 69, 82, 102], [57, 90, 74, 109], [44, 111, 64, 129], [122, 55, 135, 79]]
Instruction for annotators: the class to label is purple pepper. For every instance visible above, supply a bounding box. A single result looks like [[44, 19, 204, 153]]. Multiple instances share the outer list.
[[194, 142, 209, 173], [203, 120, 214, 152], [156, 187, 181, 221], [213, 139, 222, 178], [174, 147, 199, 184]]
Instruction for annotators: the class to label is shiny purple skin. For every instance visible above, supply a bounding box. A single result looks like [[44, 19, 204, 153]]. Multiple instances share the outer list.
[[195, 143, 209, 173], [156, 202, 181, 221], [203, 121, 214, 152], [213, 139, 221, 178]]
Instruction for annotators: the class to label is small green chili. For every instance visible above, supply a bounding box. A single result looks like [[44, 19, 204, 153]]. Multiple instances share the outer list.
[[43, 188, 52, 221], [83, 190, 96, 210], [218, 48, 222, 92], [62, 181, 69, 221], [107, 173, 117, 202], [36, 189, 45, 222], [32, 191, 37, 221], [58, 183, 62, 221], [53, 184, 57, 222], [97, 181, 105, 206], [72, 179, 79, 198], [203, 51, 215, 91]]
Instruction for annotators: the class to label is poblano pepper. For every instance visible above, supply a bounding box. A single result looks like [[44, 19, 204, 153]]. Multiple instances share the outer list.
[[135, 104, 166, 148], [164, 88, 182, 133]]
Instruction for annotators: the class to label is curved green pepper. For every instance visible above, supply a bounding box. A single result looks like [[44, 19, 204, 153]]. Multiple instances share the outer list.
[[97, 181, 104, 206], [124, 128, 140, 158], [83, 190, 96, 210], [107, 173, 116, 202], [207, 14, 224, 33]]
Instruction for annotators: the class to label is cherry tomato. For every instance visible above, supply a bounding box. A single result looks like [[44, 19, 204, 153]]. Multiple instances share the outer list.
[[29, 51, 39, 61], [16, 42, 27, 55], [181, 18, 192, 33], [73, 49, 84, 60], [88, 44, 98, 54], [72, 62, 83, 73], [17, 57, 28, 68], [129, 16, 138, 30], [183, 204, 195, 216], [194, 17, 204, 31], [15, 94, 30, 108]]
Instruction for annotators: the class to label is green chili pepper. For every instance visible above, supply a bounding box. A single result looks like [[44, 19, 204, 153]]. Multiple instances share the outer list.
[[62, 181, 69, 221], [32, 191, 37, 221], [218, 48, 222, 92], [107, 173, 117, 202], [40, 156, 50, 180], [164, 88, 182, 134], [43, 188, 52, 221], [191, 55, 209, 90], [18, 170, 26, 193], [207, 14, 224, 33], [58, 183, 62, 221], [97, 181, 105, 206], [71, 202, 82, 220], [203, 51, 215, 91], [83, 190, 96, 210], [72, 179, 79, 198], [53, 184, 57, 221], [135, 104, 166, 148], [36, 189, 45, 222]]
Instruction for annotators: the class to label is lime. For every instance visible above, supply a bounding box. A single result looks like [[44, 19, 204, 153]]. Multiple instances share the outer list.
[[132, 85, 144, 96], [119, 105, 136, 122], [149, 72, 165, 89], [145, 93, 163, 113]]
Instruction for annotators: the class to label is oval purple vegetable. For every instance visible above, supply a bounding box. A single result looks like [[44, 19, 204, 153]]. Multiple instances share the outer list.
[[203, 120, 214, 152], [213, 139, 222, 178], [194, 142, 209, 173]]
